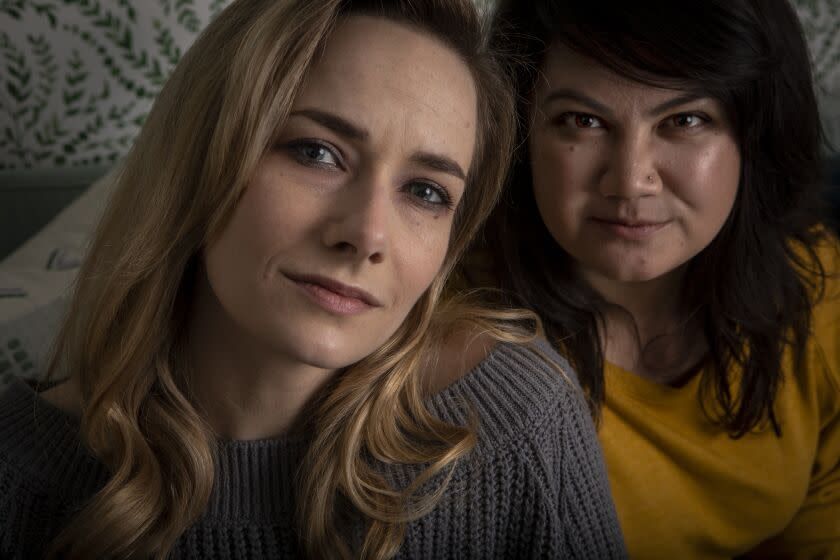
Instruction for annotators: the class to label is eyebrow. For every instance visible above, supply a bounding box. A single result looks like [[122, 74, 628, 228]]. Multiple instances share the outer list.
[[290, 108, 467, 182], [542, 88, 614, 118], [542, 88, 709, 118], [411, 151, 467, 181], [290, 108, 369, 141]]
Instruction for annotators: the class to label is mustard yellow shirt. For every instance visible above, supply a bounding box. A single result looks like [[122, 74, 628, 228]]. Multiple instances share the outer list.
[[601, 237, 840, 559]]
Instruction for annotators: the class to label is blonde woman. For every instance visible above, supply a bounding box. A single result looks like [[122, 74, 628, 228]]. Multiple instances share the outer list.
[[0, 0, 626, 558]]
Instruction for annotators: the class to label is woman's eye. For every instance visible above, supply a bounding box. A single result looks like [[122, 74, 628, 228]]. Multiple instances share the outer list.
[[554, 112, 605, 130], [288, 141, 341, 168], [573, 113, 603, 128], [670, 113, 706, 128], [406, 182, 453, 208]]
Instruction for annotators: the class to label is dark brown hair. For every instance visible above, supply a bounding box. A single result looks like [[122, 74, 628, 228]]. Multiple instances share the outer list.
[[483, 0, 831, 436]]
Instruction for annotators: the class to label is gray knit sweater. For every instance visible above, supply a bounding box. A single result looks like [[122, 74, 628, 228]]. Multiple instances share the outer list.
[[0, 342, 626, 559]]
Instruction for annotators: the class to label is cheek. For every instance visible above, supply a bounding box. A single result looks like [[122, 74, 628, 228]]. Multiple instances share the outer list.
[[204, 176, 318, 301], [671, 137, 741, 225], [236, 175, 321, 267], [391, 226, 450, 309], [530, 133, 596, 234], [204, 213, 261, 295], [244, 173, 310, 248]]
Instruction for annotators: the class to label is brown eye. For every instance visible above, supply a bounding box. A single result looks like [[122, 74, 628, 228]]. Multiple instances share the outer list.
[[552, 112, 606, 131], [672, 114, 704, 128], [575, 113, 602, 128]]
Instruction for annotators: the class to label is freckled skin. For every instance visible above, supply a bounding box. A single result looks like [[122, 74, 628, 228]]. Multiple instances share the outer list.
[[529, 45, 741, 287], [200, 16, 478, 371]]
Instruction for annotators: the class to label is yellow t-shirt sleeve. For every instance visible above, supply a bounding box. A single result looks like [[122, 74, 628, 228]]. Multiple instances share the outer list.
[[748, 234, 840, 558]]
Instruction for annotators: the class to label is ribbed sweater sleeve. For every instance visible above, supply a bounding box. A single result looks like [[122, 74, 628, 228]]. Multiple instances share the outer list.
[[397, 341, 626, 559]]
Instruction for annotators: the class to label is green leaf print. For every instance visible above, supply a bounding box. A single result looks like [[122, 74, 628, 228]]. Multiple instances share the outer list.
[[31, 2, 57, 28], [176, 3, 201, 34], [0, 0, 25, 20], [209, 0, 225, 18]]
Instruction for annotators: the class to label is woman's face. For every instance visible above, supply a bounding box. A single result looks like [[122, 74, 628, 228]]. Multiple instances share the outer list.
[[529, 44, 741, 286], [202, 16, 477, 370]]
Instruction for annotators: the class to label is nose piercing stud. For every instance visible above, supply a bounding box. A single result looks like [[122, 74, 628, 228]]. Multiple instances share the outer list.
[[647, 174, 655, 183]]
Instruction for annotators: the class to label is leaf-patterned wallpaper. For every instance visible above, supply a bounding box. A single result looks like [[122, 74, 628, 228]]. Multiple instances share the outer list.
[[795, 0, 840, 148], [0, 0, 232, 170], [0, 0, 837, 170]]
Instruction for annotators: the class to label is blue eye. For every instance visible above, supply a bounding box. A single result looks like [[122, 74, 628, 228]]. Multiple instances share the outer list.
[[406, 182, 453, 208], [288, 140, 342, 168]]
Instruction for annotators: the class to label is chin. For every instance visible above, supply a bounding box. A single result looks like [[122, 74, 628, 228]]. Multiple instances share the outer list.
[[291, 337, 370, 370], [301, 354, 357, 370], [611, 270, 666, 283], [288, 347, 362, 371], [249, 320, 364, 370], [591, 259, 673, 284]]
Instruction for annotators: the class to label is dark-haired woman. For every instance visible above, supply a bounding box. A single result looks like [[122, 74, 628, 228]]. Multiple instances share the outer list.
[[465, 0, 840, 557]]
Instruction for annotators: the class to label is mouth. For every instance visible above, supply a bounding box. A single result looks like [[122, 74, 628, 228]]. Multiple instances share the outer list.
[[283, 272, 383, 315], [589, 217, 672, 239]]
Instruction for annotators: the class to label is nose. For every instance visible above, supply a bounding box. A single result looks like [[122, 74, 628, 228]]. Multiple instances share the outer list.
[[599, 131, 661, 199], [321, 170, 390, 264]]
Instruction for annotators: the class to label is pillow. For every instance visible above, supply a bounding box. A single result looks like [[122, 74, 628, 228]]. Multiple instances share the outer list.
[[0, 167, 117, 381], [0, 296, 68, 383], [0, 167, 116, 321]]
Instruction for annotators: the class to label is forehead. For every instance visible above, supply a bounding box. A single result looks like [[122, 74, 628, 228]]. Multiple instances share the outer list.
[[538, 43, 695, 110], [293, 15, 478, 165]]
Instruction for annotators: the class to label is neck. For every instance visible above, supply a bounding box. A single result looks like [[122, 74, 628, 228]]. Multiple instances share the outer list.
[[582, 265, 706, 385], [187, 270, 337, 441]]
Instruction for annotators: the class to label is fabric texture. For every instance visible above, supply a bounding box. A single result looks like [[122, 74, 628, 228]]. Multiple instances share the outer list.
[[0, 341, 627, 559], [0, 167, 114, 320], [599, 235, 840, 559], [0, 168, 116, 382], [0, 297, 68, 382]]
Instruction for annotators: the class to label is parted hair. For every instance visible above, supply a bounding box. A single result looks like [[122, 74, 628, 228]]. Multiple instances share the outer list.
[[485, 0, 830, 436], [42, 0, 521, 558]]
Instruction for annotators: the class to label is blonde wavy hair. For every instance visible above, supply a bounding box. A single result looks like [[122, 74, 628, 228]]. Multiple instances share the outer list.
[[41, 0, 529, 558]]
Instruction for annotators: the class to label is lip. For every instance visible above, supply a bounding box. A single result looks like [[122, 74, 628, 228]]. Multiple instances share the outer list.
[[589, 217, 672, 240], [284, 272, 383, 315]]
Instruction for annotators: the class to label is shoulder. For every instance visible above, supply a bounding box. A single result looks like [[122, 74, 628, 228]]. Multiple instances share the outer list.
[[0, 376, 65, 491], [783, 230, 840, 422], [418, 341, 626, 558], [0, 378, 62, 558], [791, 228, 840, 306], [428, 337, 588, 451], [802, 233, 840, 385], [812, 231, 840, 308], [0, 374, 107, 506]]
